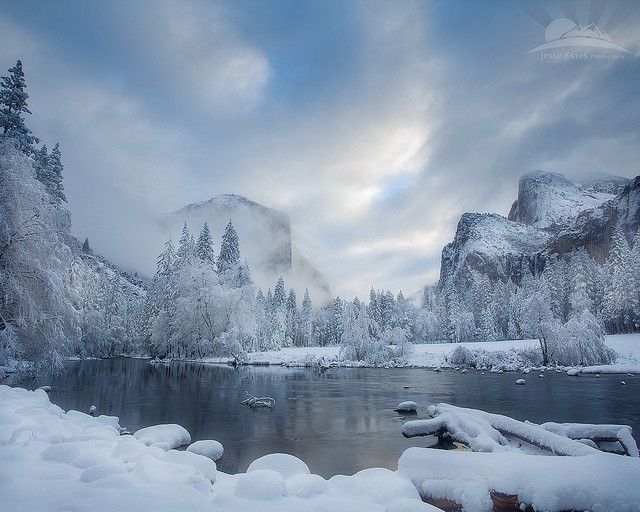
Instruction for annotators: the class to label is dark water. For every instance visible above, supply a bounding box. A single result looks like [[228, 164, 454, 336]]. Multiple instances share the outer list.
[[15, 359, 640, 478]]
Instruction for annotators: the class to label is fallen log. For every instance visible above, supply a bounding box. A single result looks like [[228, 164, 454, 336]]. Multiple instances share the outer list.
[[403, 404, 600, 456], [398, 447, 640, 512], [528, 420, 638, 457], [421, 489, 584, 512]]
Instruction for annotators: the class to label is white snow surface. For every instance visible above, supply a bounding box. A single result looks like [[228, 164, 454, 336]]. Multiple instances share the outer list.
[[398, 447, 640, 512], [206, 333, 640, 373], [0, 385, 441, 512], [513, 171, 616, 230]]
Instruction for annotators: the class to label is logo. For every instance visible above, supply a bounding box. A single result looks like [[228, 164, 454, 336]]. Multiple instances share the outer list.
[[529, 18, 628, 53], [525, 1, 638, 60]]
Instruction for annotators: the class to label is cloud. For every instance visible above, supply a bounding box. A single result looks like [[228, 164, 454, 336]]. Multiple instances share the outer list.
[[148, 0, 272, 113], [1, 1, 639, 300]]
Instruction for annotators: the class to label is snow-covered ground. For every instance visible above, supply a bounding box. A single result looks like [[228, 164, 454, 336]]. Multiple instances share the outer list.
[[2, 383, 638, 512], [0, 384, 440, 511], [213, 333, 640, 374]]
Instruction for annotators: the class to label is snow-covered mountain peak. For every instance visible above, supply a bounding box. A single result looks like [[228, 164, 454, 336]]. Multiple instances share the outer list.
[[508, 170, 618, 232], [453, 213, 550, 257]]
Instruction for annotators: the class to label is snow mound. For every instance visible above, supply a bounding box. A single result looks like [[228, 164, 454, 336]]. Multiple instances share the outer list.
[[235, 469, 287, 501], [186, 439, 224, 461], [43, 442, 80, 463], [399, 447, 640, 512], [162, 449, 217, 482], [247, 453, 310, 479], [328, 467, 421, 506], [79, 462, 127, 483], [284, 473, 327, 498], [133, 424, 191, 448]]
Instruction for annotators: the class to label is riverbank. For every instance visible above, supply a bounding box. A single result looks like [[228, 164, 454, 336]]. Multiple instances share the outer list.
[[201, 333, 640, 374], [2, 383, 638, 512]]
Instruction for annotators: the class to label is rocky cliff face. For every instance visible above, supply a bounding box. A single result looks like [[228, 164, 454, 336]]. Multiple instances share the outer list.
[[159, 194, 332, 302], [548, 176, 640, 263], [439, 212, 550, 289], [439, 171, 637, 289], [507, 171, 619, 232]]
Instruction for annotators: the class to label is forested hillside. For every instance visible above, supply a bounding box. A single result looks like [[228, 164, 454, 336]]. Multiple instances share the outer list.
[[0, 61, 146, 374], [1, 59, 637, 374]]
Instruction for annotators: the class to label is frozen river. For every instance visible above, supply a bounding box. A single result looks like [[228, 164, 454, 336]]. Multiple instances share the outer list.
[[26, 358, 640, 477]]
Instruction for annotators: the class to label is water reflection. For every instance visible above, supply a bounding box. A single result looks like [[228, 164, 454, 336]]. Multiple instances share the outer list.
[[14, 360, 640, 478]]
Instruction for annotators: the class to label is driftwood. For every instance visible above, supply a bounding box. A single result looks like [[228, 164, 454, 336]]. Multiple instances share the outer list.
[[529, 420, 639, 457], [421, 490, 585, 512], [402, 403, 639, 457], [241, 391, 276, 408]]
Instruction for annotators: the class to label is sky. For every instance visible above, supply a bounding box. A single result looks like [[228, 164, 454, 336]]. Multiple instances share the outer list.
[[1, 0, 639, 300]]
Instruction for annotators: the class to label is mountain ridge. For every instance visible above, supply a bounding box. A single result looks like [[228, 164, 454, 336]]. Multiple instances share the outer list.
[[439, 170, 638, 290]]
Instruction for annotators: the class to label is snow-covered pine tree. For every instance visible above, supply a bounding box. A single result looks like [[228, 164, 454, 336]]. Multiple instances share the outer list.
[[176, 222, 194, 267], [300, 289, 313, 347], [269, 277, 287, 348], [0, 60, 39, 154], [286, 288, 298, 346], [33, 144, 49, 185], [195, 222, 215, 264], [603, 225, 635, 333], [48, 143, 67, 204], [217, 220, 240, 274]]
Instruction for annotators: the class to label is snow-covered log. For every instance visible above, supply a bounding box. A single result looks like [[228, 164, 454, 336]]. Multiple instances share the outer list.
[[530, 421, 639, 457], [399, 447, 640, 512], [241, 391, 276, 408], [402, 403, 601, 456]]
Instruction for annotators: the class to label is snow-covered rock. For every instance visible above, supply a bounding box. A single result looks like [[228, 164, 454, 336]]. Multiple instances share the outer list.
[[133, 423, 191, 449], [395, 401, 418, 413], [234, 469, 287, 500], [508, 171, 619, 232], [247, 453, 310, 479], [187, 439, 224, 461]]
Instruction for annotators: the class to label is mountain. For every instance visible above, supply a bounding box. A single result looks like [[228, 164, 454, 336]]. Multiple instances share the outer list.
[[439, 171, 636, 289], [549, 175, 640, 263], [159, 194, 332, 303], [439, 213, 550, 288], [507, 171, 619, 232]]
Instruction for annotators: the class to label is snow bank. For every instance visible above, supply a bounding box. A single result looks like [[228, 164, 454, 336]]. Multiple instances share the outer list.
[[0, 385, 434, 512], [210, 333, 640, 373], [399, 447, 640, 512]]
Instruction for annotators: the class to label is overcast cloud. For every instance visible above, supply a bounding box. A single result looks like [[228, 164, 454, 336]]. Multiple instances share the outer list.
[[1, 0, 639, 299]]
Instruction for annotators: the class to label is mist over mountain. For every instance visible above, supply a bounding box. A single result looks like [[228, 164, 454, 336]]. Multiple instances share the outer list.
[[159, 194, 332, 303]]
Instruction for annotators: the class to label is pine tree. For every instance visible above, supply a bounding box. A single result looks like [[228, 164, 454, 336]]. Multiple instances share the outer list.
[[176, 222, 194, 266], [603, 225, 635, 333], [195, 222, 214, 264], [300, 289, 313, 347], [34, 144, 49, 185], [0, 60, 38, 154], [217, 220, 240, 274], [286, 288, 298, 346], [156, 238, 176, 277], [273, 277, 286, 309], [48, 143, 66, 204], [82, 237, 91, 253]]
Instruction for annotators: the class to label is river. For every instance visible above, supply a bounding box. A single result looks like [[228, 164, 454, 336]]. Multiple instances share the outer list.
[[18, 358, 640, 478]]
